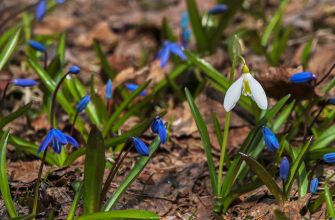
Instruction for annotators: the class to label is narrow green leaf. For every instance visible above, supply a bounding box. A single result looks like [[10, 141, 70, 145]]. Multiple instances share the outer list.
[[66, 182, 83, 220], [0, 28, 20, 71], [284, 137, 312, 194], [57, 33, 66, 65], [239, 152, 286, 202], [324, 183, 335, 218], [103, 136, 161, 211], [0, 102, 32, 130], [83, 126, 105, 214], [185, 88, 217, 194], [93, 40, 117, 80], [186, 0, 209, 51], [309, 184, 335, 213], [212, 113, 223, 146], [0, 130, 18, 217], [77, 210, 159, 220]]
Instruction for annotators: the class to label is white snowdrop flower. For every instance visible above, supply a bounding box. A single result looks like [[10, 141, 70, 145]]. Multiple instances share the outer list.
[[223, 64, 268, 112]]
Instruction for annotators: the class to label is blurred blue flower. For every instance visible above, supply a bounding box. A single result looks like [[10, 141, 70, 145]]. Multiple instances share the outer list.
[[158, 41, 187, 68], [38, 128, 79, 154], [69, 65, 80, 74], [323, 152, 335, 163], [56, 0, 65, 3], [106, 79, 113, 101], [76, 95, 90, 113], [36, 0, 47, 21], [181, 28, 191, 48], [309, 177, 319, 194], [180, 12, 189, 30], [279, 156, 290, 182], [132, 137, 149, 156], [151, 116, 167, 144], [125, 83, 147, 96], [12, 79, 37, 87], [289, 72, 316, 83], [262, 126, 279, 151], [208, 4, 228, 15], [28, 40, 46, 52], [327, 98, 335, 105]]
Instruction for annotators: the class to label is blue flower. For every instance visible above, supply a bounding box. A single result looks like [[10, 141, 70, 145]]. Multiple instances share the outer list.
[[262, 126, 279, 151], [69, 65, 80, 74], [309, 177, 319, 194], [151, 116, 167, 144], [76, 95, 90, 113], [327, 98, 335, 105], [125, 83, 147, 96], [279, 156, 290, 182], [181, 28, 191, 48], [36, 0, 47, 21], [56, 0, 65, 3], [180, 12, 189, 30], [132, 137, 149, 156], [208, 4, 228, 15], [158, 41, 187, 68], [106, 79, 113, 101], [12, 79, 37, 87], [323, 153, 335, 163], [38, 128, 79, 154], [289, 72, 316, 83], [28, 40, 46, 52]]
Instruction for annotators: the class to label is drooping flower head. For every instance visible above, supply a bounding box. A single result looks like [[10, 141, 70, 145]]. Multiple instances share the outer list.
[[69, 65, 81, 74], [106, 79, 113, 101], [38, 128, 79, 154], [289, 72, 317, 84], [125, 83, 147, 96], [224, 63, 268, 112], [28, 40, 46, 52], [323, 152, 335, 163], [279, 156, 290, 182], [208, 4, 228, 15], [151, 116, 167, 144], [262, 126, 279, 151], [309, 177, 319, 194], [158, 41, 187, 68], [36, 0, 47, 21], [11, 79, 38, 87], [76, 95, 90, 113], [132, 137, 149, 156]]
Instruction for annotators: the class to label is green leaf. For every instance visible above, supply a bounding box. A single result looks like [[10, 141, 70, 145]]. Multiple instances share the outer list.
[[239, 152, 286, 202], [324, 183, 335, 218], [284, 137, 312, 194], [66, 182, 83, 220], [0, 28, 20, 71], [0, 130, 18, 217], [57, 33, 66, 65], [185, 88, 217, 194], [103, 136, 161, 211], [309, 184, 335, 213], [186, 0, 209, 51], [0, 102, 32, 130], [93, 40, 117, 80], [77, 210, 159, 220], [103, 80, 151, 137], [83, 126, 105, 214]]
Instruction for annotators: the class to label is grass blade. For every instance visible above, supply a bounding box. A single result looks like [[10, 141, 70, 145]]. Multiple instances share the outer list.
[[325, 183, 335, 218], [66, 182, 83, 220], [77, 210, 159, 220], [0, 28, 20, 71], [0, 130, 18, 217], [0, 102, 32, 130], [103, 136, 161, 211], [93, 40, 117, 80], [83, 126, 105, 214], [239, 152, 286, 202], [185, 88, 217, 194]]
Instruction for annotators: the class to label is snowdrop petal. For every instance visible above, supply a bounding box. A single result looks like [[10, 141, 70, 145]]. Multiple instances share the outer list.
[[245, 73, 268, 110], [223, 77, 243, 111]]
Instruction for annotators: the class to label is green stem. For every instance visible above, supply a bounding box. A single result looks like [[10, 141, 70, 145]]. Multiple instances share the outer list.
[[70, 111, 79, 136], [32, 150, 47, 218]]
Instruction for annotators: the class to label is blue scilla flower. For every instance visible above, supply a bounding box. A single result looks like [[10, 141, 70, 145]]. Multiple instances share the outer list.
[[158, 41, 187, 68], [12, 79, 37, 87], [151, 116, 167, 144], [56, 0, 65, 3], [262, 126, 279, 151], [289, 72, 316, 83], [28, 40, 46, 52], [76, 95, 90, 113], [106, 79, 113, 101], [181, 28, 191, 48], [38, 128, 79, 154], [69, 65, 81, 74], [279, 156, 290, 182], [309, 177, 319, 194], [132, 137, 149, 156], [180, 12, 189, 30], [125, 83, 147, 96], [36, 0, 47, 21], [208, 4, 228, 15], [323, 152, 335, 163]]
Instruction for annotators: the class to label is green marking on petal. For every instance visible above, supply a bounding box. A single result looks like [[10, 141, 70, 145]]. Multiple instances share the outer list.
[[243, 78, 252, 96]]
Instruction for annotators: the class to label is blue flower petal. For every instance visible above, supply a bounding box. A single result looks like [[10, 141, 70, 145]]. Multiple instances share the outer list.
[[180, 12, 189, 30], [208, 4, 228, 15], [262, 126, 279, 151], [28, 40, 46, 52], [132, 137, 149, 156], [38, 131, 54, 154], [12, 79, 38, 87], [106, 79, 113, 101], [151, 116, 167, 144], [52, 129, 68, 145], [323, 152, 335, 163], [289, 72, 316, 83], [169, 43, 187, 60], [76, 95, 90, 113], [52, 139, 62, 154], [64, 134, 79, 148], [36, 0, 47, 21], [125, 83, 147, 96], [69, 65, 81, 74], [309, 177, 319, 194], [279, 157, 290, 181], [159, 45, 171, 68]]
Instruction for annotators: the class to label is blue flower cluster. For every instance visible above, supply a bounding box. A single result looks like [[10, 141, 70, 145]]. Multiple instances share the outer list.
[[158, 41, 187, 68]]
